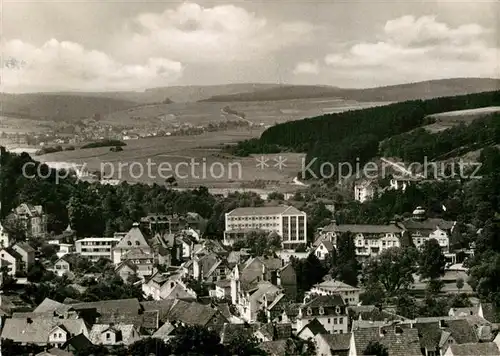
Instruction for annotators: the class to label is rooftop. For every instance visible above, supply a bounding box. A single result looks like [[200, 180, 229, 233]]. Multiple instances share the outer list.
[[227, 206, 305, 217]]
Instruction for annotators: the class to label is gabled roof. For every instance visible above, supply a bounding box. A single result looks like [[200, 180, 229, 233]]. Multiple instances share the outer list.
[[1, 318, 87, 344], [166, 300, 225, 326], [220, 323, 254, 344], [257, 323, 292, 341], [115, 259, 138, 272], [352, 325, 421, 356], [303, 294, 345, 308], [317, 240, 334, 252], [141, 299, 177, 323], [14, 242, 36, 253], [317, 333, 351, 352], [401, 218, 455, 232], [89, 323, 136, 344], [448, 342, 500, 356], [34, 298, 72, 314], [298, 318, 327, 336], [152, 321, 176, 339], [70, 298, 141, 315], [227, 206, 305, 217], [313, 279, 361, 292], [61, 333, 93, 351], [114, 225, 150, 249], [322, 223, 402, 234]]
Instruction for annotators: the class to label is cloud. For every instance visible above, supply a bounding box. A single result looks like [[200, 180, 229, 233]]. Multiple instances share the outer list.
[[2, 39, 183, 92], [126, 2, 315, 63], [293, 61, 320, 75], [324, 15, 499, 87]]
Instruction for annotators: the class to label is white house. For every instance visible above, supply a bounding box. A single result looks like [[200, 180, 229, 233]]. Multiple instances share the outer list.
[[296, 295, 348, 335], [307, 280, 361, 306], [0, 222, 10, 248]]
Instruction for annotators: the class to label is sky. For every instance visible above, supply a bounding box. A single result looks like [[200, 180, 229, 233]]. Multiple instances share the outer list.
[[2, 0, 499, 92]]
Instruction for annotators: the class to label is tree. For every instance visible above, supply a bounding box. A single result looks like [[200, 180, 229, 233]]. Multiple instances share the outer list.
[[456, 277, 464, 292], [395, 293, 419, 319], [362, 247, 417, 296], [363, 340, 388, 356], [427, 279, 445, 295], [256, 309, 268, 323], [419, 239, 446, 280], [291, 254, 328, 302], [168, 325, 225, 355], [331, 231, 360, 286], [127, 338, 171, 356]]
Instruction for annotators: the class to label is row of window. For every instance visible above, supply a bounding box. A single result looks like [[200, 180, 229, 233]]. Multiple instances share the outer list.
[[228, 216, 280, 221]]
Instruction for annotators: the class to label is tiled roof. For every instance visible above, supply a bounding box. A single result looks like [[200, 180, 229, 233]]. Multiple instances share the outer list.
[[259, 339, 297, 356], [122, 248, 154, 261], [257, 323, 292, 341], [348, 305, 406, 322], [298, 318, 326, 336], [318, 240, 334, 252], [97, 310, 159, 330], [61, 333, 93, 351], [70, 298, 141, 315], [317, 333, 351, 351], [446, 319, 479, 343], [314, 279, 360, 292], [152, 321, 176, 339], [15, 242, 36, 253], [141, 299, 177, 323], [166, 300, 224, 326], [302, 295, 346, 316], [34, 298, 69, 314], [114, 226, 150, 249], [88, 323, 136, 345], [352, 325, 422, 356], [220, 323, 254, 344], [322, 223, 402, 234], [401, 218, 455, 232], [227, 206, 304, 217], [448, 342, 500, 356], [1, 318, 87, 344]]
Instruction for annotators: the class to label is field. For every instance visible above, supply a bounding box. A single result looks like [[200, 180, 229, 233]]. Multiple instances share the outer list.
[[101, 98, 390, 128], [0, 116, 53, 134], [38, 129, 307, 188], [424, 106, 500, 132]]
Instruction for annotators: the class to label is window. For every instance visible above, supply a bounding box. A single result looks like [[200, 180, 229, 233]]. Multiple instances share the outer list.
[[339, 330, 343, 334], [334, 318, 337, 324], [327, 318, 331, 324], [127, 241, 132, 246], [336, 306, 341, 314], [58, 333, 62, 338], [106, 333, 111, 340], [135, 241, 140, 246], [306, 307, 312, 316], [319, 307, 324, 315], [339, 317, 343, 324]]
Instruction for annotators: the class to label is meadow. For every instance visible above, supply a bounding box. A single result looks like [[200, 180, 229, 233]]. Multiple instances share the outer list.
[[425, 106, 500, 132]]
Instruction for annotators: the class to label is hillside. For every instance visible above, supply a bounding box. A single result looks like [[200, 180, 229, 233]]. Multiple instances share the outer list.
[[230, 90, 500, 179], [52, 83, 285, 105], [0, 93, 136, 121], [201, 78, 500, 103]]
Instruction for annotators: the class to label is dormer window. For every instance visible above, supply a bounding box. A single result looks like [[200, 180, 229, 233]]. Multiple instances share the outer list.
[[127, 241, 132, 246], [306, 307, 312, 316], [335, 306, 341, 314], [319, 307, 324, 315], [135, 241, 140, 246]]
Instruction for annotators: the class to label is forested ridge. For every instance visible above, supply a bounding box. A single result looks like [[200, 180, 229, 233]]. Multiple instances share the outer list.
[[230, 91, 500, 177]]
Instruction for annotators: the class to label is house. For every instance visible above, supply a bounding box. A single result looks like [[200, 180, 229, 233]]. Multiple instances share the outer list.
[[349, 324, 421, 356], [230, 257, 297, 321], [296, 318, 327, 340], [400, 207, 456, 253], [444, 342, 500, 356], [254, 322, 293, 342], [88, 323, 140, 346], [51, 256, 73, 277], [1, 317, 89, 346], [315, 333, 351, 356], [152, 321, 177, 341], [61, 333, 93, 354], [354, 180, 377, 203], [213, 279, 231, 299], [192, 253, 230, 283], [121, 248, 156, 279], [296, 295, 348, 335], [314, 240, 335, 260], [224, 206, 307, 249], [258, 338, 299, 356], [75, 237, 121, 262], [0, 247, 21, 276], [316, 223, 403, 260], [12, 203, 48, 237], [115, 260, 138, 282], [410, 318, 479, 356], [12, 242, 36, 271], [165, 299, 228, 328], [142, 271, 197, 300], [112, 223, 152, 264], [0, 221, 10, 247], [140, 214, 186, 235], [177, 234, 196, 260], [307, 279, 361, 306]]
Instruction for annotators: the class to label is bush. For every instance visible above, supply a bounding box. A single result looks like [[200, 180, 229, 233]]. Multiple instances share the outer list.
[[81, 140, 126, 149]]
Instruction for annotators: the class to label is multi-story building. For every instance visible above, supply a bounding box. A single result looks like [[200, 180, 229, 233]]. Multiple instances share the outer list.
[[306, 279, 361, 306], [75, 237, 121, 262], [316, 223, 403, 260], [12, 203, 47, 237], [401, 207, 456, 253], [224, 206, 307, 249], [112, 223, 152, 265], [296, 295, 348, 335]]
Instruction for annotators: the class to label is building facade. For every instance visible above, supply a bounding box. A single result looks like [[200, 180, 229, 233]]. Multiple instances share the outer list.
[[224, 206, 307, 249], [75, 237, 121, 262]]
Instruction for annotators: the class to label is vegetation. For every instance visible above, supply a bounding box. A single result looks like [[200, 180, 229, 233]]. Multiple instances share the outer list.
[[81, 139, 126, 149], [229, 91, 500, 179], [35, 145, 64, 155], [232, 230, 282, 257]]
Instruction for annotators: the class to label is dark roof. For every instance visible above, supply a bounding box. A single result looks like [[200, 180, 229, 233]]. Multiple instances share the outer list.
[[141, 299, 176, 323], [70, 298, 141, 315], [446, 319, 479, 344], [318, 333, 351, 351], [220, 323, 254, 344], [322, 223, 402, 234], [448, 342, 500, 356], [299, 318, 327, 336], [352, 325, 422, 356], [348, 305, 406, 322], [259, 339, 297, 356], [167, 300, 224, 326], [258, 323, 292, 341], [304, 295, 345, 308], [401, 218, 455, 232], [15, 242, 36, 253], [61, 333, 93, 351], [97, 310, 159, 329]]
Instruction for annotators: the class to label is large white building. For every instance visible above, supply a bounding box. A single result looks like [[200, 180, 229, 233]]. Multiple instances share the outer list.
[[315, 223, 403, 260], [75, 237, 121, 262], [306, 279, 361, 306], [224, 206, 307, 249]]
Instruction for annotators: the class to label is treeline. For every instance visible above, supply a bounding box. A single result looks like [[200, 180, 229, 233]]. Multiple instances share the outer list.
[[80, 139, 126, 149], [230, 91, 500, 178], [380, 113, 500, 162]]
